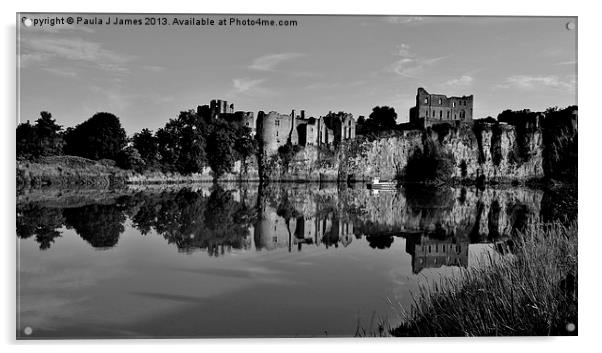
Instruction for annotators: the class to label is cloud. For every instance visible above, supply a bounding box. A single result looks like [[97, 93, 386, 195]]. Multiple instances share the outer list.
[[391, 56, 447, 78], [20, 37, 133, 72], [386, 43, 447, 78], [497, 75, 575, 91], [232, 77, 267, 93], [43, 67, 78, 77], [443, 75, 474, 86], [19, 53, 53, 68], [249, 53, 304, 71]]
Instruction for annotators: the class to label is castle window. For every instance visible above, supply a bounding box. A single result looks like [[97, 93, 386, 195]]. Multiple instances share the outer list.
[[439, 110, 442, 119], [426, 110, 429, 117], [276, 131, 279, 137], [438, 98, 442, 104], [275, 120, 280, 126], [424, 98, 428, 104], [447, 111, 450, 119], [453, 102, 456, 108]]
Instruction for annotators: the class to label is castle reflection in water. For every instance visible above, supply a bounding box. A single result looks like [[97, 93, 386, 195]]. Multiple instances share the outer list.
[[17, 183, 556, 274]]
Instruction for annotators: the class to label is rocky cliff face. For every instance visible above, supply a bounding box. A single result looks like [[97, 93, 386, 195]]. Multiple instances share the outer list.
[[261, 122, 549, 184]]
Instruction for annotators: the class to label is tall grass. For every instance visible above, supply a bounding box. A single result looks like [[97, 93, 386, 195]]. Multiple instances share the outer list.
[[390, 222, 577, 336]]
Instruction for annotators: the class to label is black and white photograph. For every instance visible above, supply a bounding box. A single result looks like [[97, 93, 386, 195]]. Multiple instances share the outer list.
[[14, 10, 579, 340]]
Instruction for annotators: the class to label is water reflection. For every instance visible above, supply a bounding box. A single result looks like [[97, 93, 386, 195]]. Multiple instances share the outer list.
[[17, 183, 568, 274]]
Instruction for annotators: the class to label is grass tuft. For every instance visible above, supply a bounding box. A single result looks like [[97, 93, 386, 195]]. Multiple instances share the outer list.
[[390, 222, 577, 336]]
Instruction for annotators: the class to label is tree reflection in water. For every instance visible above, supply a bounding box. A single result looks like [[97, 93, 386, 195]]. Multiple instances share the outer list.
[[17, 184, 571, 273]]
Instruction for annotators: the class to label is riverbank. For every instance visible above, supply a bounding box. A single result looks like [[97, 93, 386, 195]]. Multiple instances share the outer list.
[[17, 154, 562, 192], [390, 222, 577, 336]]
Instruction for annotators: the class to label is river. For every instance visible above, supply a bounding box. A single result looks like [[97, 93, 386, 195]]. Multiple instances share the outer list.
[[16, 183, 572, 338]]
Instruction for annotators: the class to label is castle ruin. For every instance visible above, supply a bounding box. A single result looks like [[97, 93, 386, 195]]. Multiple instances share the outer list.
[[256, 109, 357, 155], [197, 99, 256, 136], [197, 87, 472, 157], [409, 87, 473, 128]]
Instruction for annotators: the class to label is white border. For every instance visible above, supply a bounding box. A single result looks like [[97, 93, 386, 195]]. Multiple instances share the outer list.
[[2, 1, 598, 352]]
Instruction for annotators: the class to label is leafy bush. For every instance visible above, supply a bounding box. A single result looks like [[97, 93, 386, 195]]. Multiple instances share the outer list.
[[115, 146, 145, 172], [403, 138, 455, 183], [277, 143, 303, 169]]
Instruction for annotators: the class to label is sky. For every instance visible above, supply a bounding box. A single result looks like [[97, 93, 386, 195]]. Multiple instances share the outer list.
[[18, 14, 577, 135]]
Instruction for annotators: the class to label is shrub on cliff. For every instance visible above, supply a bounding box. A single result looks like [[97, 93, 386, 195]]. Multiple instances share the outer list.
[[542, 106, 577, 182], [403, 139, 455, 184], [277, 143, 304, 169], [430, 122, 453, 144], [64, 112, 127, 160]]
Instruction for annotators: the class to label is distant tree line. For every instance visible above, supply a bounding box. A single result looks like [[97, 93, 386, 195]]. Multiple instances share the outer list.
[[17, 110, 258, 178]]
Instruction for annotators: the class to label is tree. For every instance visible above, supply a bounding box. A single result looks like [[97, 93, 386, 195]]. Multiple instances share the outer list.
[[132, 128, 158, 167], [16, 121, 37, 160], [233, 126, 258, 162], [156, 110, 208, 174], [116, 146, 146, 172], [16, 111, 64, 160], [356, 115, 367, 135], [368, 106, 397, 131], [207, 127, 237, 178], [358, 106, 398, 135], [64, 112, 127, 160], [34, 111, 64, 156]]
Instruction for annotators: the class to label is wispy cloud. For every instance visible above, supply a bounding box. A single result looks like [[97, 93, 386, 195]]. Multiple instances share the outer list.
[[391, 56, 447, 78], [387, 43, 447, 78], [20, 37, 134, 72], [43, 67, 78, 77], [497, 75, 575, 91], [443, 75, 474, 86], [249, 53, 304, 71], [232, 77, 267, 93]]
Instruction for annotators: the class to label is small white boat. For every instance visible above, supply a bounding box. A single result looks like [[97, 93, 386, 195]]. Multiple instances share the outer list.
[[367, 178, 397, 190]]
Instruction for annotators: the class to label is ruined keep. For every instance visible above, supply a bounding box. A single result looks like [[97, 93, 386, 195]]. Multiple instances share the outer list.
[[256, 111, 294, 155], [410, 87, 473, 128]]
